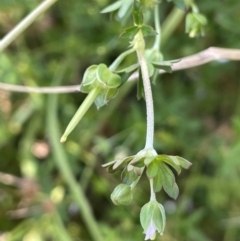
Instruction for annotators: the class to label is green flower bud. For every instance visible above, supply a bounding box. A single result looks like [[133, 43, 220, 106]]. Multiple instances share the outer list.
[[140, 200, 166, 240], [111, 184, 133, 205]]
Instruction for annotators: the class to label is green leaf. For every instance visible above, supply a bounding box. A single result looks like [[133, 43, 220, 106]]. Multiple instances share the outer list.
[[170, 182, 179, 200], [146, 158, 160, 178], [94, 92, 106, 109], [121, 167, 139, 185], [104, 88, 118, 102], [172, 0, 186, 11], [80, 65, 98, 93], [118, 0, 133, 18], [141, 25, 157, 37], [101, 0, 122, 14], [176, 156, 192, 169], [162, 156, 181, 174], [112, 156, 134, 170], [160, 163, 177, 198], [153, 171, 163, 192], [120, 26, 139, 39]]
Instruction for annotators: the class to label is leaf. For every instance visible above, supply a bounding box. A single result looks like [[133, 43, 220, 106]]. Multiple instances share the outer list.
[[166, 182, 179, 200], [112, 156, 134, 170], [152, 63, 172, 73], [104, 88, 118, 102], [146, 158, 161, 178], [161, 155, 181, 174], [160, 163, 177, 198], [153, 171, 163, 192], [176, 156, 192, 169], [101, 0, 122, 14], [120, 26, 139, 39], [141, 25, 157, 37], [118, 0, 133, 18], [172, 0, 186, 11]]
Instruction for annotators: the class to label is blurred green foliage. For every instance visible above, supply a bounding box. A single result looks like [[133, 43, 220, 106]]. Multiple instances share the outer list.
[[0, 0, 240, 240]]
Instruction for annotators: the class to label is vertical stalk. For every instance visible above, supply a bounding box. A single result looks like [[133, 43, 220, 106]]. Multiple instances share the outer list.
[[149, 178, 156, 201], [153, 5, 161, 50], [135, 31, 155, 149]]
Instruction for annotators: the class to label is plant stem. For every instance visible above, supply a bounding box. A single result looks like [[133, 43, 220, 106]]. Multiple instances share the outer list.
[[109, 48, 135, 71], [161, 7, 185, 46], [153, 5, 161, 50], [47, 70, 103, 241], [0, 0, 58, 52], [60, 88, 100, 142], [150, 178, 156, 201], [135, 31, 155, 149]]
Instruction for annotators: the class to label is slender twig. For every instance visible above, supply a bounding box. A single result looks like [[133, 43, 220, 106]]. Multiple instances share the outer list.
[[0, 47, 240, 93], [0, 0, 58, 52]]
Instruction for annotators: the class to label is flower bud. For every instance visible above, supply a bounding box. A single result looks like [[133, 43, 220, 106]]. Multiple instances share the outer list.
[[140, 200, 166, 240], [111, 184, 133, 205]]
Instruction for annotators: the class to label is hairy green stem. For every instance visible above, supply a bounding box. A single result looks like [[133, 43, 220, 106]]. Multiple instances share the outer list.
[[60, 88, 100, 142], [0, 0, 58, 52], [47, 76, 103, 241], [135, 31, 154, 149]]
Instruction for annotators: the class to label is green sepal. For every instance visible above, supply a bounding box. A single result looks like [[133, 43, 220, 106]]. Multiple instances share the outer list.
[[111, 183, 133, 205], [80, 65, 98, 93], [140, 201, 166, 236], [97, 64, 122, 89]]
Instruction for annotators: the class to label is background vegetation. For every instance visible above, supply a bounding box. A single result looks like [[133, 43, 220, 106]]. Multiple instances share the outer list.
[[0, 0, 240, 240]]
